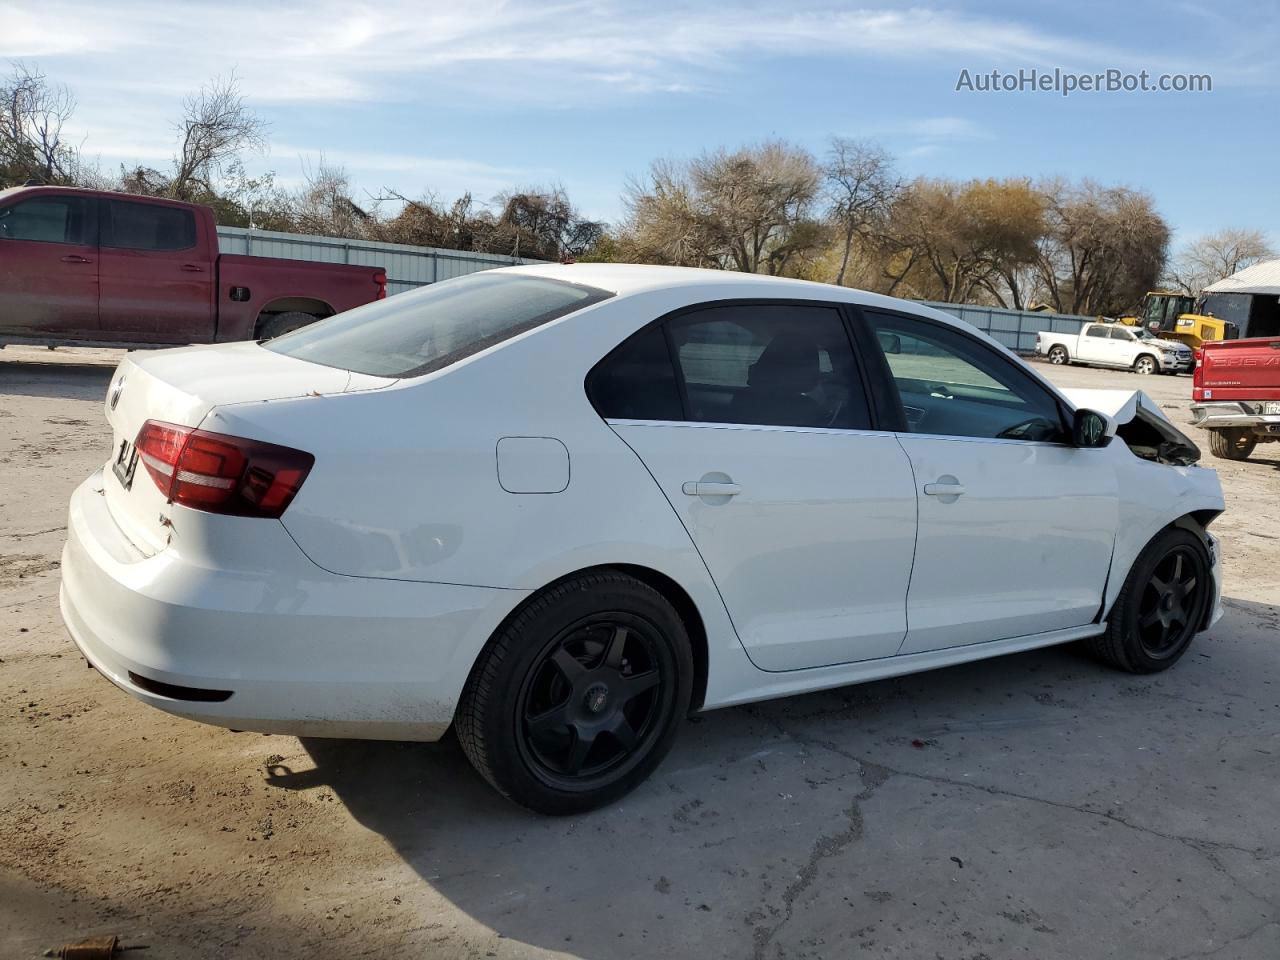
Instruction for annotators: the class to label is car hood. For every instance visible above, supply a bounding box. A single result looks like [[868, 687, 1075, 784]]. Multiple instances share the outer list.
[[1061, 388, 1169, 428], [1144, 337, 1192, 352]]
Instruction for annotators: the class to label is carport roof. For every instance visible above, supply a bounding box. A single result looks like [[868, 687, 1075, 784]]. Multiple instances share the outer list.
[[1203, 258, 1280, 296]]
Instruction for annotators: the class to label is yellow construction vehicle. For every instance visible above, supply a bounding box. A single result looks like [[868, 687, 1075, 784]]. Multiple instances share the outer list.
[[1121, 292, 1238, 349]]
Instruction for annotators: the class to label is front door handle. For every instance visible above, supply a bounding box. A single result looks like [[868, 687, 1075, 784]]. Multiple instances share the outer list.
[[61, 255, 91, 264], [682, 481, 741, 497], [180, 263, 204, 272], [923, 476, 966, 500]]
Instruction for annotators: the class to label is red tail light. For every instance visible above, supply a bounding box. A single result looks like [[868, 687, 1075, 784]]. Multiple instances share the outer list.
[[373, 270, 387, 300], [135, 420, 314, 518], [1191, 349, 1203, 399]]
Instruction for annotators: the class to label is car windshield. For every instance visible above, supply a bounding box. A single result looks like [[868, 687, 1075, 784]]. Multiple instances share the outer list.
[[265, 272, 612, 378]]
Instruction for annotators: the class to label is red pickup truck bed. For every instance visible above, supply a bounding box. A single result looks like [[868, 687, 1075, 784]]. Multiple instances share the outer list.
[[1190, 336, 1280, 461], [0, 185, 385, 348]]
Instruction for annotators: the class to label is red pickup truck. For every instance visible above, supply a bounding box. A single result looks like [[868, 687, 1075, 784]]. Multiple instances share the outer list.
[[0, 185, 386, 347], [1190, 335, 1280, 460]]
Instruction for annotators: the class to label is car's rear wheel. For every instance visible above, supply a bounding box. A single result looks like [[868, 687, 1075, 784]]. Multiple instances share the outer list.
[[1208, 427, 1257, 461], [1048, 345, 1069, 365], [455, 571, 692, 815], [1086, 528, 1211, 673]]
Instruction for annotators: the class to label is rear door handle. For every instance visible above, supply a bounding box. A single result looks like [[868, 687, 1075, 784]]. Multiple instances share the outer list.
[[180, 263, 204, 272], [61, 255, 91, 264], [682, 481, 741, 497], [923, 477, 966, 498]]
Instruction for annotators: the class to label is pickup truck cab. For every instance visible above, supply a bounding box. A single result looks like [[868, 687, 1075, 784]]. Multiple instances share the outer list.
[[1190, 336, 1280, 460], [0, 186, 386, 347], [1036, 322, 1194, 375]]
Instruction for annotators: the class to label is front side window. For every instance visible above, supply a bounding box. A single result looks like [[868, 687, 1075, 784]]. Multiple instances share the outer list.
[[1111, 327, 1135, 341], [668, 304, 871, 430], [268, 271, 612, 378], [0, 196, 91, 244], [866, 309, 1066, 442], [105, 200, 196, 251]]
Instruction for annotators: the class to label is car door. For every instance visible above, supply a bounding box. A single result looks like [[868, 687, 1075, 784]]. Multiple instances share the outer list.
[[590, 302, 918, 672], [0, 193, 98, 337], [97, 198, 213, 342], [862, 308, 1118, 654], [1109, 326, 1140, 365], [1077, 325, 1113, 363]]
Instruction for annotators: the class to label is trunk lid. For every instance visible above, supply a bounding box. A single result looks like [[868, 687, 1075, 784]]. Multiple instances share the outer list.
[[1194, 337, 1280, 402], [101, 342, 390, 555]]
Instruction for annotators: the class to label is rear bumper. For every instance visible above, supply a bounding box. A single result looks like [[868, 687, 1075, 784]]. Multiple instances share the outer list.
[[1190, 403, 1280, 434], [60, 471, 525, 740]]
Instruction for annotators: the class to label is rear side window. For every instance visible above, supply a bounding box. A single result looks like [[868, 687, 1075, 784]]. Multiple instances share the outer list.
[[105, 200, 196, 251], [0, 196, 91, 244], [266, 272, 612, 378], [1086, 326, 1110, 338], [587, 325, 683, 421], [669, 304, 871, 430]]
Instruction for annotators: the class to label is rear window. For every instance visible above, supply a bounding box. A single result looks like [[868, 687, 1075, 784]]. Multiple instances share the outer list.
[[265, 272, 613, 378]]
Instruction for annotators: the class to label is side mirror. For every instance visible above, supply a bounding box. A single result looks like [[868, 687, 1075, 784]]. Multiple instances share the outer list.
[[877, 331, 902, 355], [1072, 408, 1111, 448]]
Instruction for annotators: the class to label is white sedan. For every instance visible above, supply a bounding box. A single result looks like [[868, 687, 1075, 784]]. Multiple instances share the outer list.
[[61, 265, 1225, 814]]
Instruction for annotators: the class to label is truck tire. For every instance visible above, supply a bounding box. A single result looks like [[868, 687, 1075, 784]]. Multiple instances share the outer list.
[[1208, 428, 1257, 461], [1133, 354, 1158, 375], [256, 311, 319, 340], [1047, 345, 1069, 365]]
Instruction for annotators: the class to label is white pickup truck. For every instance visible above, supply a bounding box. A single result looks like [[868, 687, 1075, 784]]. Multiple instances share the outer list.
[[1036, 322, 1195, 375]]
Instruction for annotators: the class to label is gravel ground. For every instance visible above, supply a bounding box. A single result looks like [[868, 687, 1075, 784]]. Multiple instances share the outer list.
[[2, 346, 1278, 960]]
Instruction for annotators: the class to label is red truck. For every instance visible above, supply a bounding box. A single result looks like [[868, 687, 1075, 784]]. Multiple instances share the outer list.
[[1190, 335, 1280, 460], [0, 185, 386, 347]]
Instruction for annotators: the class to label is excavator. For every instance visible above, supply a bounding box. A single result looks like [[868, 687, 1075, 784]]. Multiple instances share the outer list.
[[1118, 292, 1238, 350]]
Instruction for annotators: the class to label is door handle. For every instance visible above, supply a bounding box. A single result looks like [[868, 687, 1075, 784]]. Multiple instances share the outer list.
[[180, 263, 204, 272], [923, 477, 966, 499], [61, 255, 91, 264], [682, 481, 741, 497]]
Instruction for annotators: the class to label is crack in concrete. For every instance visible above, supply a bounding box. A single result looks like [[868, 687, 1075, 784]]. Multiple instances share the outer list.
[[749, 758, 891, 960], [1167, 919, 1280, 959]]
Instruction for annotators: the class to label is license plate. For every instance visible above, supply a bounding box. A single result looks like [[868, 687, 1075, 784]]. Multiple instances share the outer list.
[[1265, 402, 1280, 415], [112, 437, 139, 490]]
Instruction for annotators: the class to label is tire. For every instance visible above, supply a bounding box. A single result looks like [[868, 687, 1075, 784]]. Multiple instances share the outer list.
[[1048, 345, 1069, 365], [455, 571, 693, 815], [1208, 428, 1256, 461], [1133, 354, 1158, 375], [1086, 527, 1212, 674], [256, 311, 319, 340]]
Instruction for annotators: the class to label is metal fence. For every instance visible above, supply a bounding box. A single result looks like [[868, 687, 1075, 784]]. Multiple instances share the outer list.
[[215, 226, 544, 297], [917, 301, 1092, 354], [212, 226, 1093, 351]]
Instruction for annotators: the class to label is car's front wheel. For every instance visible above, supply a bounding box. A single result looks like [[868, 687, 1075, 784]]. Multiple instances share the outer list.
[[455, 571, 693, 814], [1086, 527, 1211, 673]]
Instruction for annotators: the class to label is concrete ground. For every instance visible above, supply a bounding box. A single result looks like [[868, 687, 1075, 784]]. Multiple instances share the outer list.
[[1, 346, 1277, 960]]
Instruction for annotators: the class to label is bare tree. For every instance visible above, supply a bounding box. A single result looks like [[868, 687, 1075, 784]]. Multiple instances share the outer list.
[[620, 141, 824, 275], [0, 61, 80, 185], [1166, 228, 1276, 295], [169, 72, 266, 201], [1031, 180, 1169, 316], [823, 138, 900, 286]]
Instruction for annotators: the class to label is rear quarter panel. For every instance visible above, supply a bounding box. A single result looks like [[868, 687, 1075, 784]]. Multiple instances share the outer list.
[[214, 255, 384, 341]]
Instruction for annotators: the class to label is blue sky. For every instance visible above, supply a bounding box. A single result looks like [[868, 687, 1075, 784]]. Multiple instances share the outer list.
[[6, 0, 1278, 248]]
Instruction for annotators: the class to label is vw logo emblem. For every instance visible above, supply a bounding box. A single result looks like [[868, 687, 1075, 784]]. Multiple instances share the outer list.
[[583, 683, 610, 714], [109, 376, 126, 411]]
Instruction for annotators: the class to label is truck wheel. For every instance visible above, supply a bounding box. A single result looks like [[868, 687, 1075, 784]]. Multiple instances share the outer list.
[[1208, 428, 1257, 461], [1048, 345, 1069, 365], [1133, 354, 1157, 375], [1085, 527, 1211, 674], [256, 311, 319, 340]]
